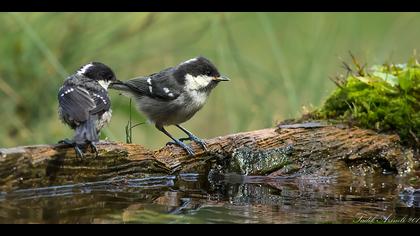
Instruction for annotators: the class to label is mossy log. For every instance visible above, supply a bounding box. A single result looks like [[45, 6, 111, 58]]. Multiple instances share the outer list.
[[0, 124, 417, 192]]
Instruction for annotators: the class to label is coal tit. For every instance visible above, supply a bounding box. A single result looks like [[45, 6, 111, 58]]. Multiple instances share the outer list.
[[110, 56, 229, 156], [58, 62, 117, 158]]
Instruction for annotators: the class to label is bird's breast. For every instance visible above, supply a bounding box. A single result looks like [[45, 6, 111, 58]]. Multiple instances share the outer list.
[[96, 110, 112, 131], [184, 90, 208, 108]]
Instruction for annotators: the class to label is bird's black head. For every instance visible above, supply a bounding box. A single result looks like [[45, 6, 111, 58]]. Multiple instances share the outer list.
[[77, 62, 117, 89], [179, 56, 220, 77], [174, 56, 229, 91]]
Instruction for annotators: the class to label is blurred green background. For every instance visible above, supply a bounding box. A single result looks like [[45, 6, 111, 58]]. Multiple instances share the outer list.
[[1, 12, 419, 149]]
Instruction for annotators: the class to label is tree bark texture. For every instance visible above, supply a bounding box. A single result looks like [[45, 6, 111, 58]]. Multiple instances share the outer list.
[[0, 124, 417, 192]]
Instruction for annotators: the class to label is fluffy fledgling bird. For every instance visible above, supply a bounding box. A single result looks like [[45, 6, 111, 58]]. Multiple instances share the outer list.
[[58, 62, 117, 158], [110, 56, 229, 156]]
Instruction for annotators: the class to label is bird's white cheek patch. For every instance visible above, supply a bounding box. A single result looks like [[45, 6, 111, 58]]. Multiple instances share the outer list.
[[98, 80, 112, 90], [185, 74, 213, 90]]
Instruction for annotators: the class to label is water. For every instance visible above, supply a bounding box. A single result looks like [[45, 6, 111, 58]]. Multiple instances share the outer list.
[[0, 172, 419, 223]]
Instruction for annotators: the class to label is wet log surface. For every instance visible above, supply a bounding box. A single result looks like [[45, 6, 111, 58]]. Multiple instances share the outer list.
[[0, 123, 417, 192]]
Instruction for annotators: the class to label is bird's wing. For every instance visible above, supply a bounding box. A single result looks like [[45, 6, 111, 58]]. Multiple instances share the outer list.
[[124, 67, 182, 101], [89, 88, 111, 115], [58, 85, 96, 122]]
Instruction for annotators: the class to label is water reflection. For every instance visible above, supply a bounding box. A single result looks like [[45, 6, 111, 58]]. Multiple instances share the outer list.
[[400, 187, 420, 208], [0, 172, 419, 223]]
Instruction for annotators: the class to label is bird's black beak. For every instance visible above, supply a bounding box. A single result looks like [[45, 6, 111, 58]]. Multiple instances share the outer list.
[[110, 80, 123, 85], [213, 75, 230, 82], [109, 80, 124, 89]]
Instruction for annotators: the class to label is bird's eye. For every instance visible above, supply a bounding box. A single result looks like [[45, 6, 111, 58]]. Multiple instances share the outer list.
[[106, 74, 114, 80], [205, 71, 212, 76]]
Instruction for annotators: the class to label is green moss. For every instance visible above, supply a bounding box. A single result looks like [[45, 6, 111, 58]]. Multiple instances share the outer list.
[[229, 145, 294, 175], [313, 55, 420, 147]]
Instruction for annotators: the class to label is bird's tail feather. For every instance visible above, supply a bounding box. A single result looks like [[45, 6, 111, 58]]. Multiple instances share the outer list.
[[74, 115, 98, 145]]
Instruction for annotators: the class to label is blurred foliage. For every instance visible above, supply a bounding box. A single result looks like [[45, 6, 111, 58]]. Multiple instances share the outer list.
[[1, 12, 420, 149], [314, 53, 420, 146]]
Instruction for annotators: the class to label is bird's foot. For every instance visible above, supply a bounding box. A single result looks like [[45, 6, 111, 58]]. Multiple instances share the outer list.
[[177, 142, 195, 157], [166, 140, 195, 157], [58, 138, 74, 146], [166, 138, 192, 146], [179, 136, 208, 152], [190, 136, 208, 152], [88, 142, 99, 158], [58, 139, 98, 159], [168, 136, 208, 152], [58, 139, 84, 159], [74, 145, 85, 159]]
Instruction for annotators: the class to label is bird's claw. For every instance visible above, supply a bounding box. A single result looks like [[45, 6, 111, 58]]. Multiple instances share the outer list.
[[191, 137, 208, 152], [58, 138, 74, 146], [74, 145, 85, 159], [58, 139, 84, 159], [166, 140, 195, 157], [58, 139, 98, 159], [183, 136, 208, 152], [173, 136, 208, 152], [89, 142, 99, 158], [179, 142, 195, 157]]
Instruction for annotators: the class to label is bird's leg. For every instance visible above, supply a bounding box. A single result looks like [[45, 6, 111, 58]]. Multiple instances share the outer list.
[[175, 125, 208, 151], [156, 125, 195, 157]]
